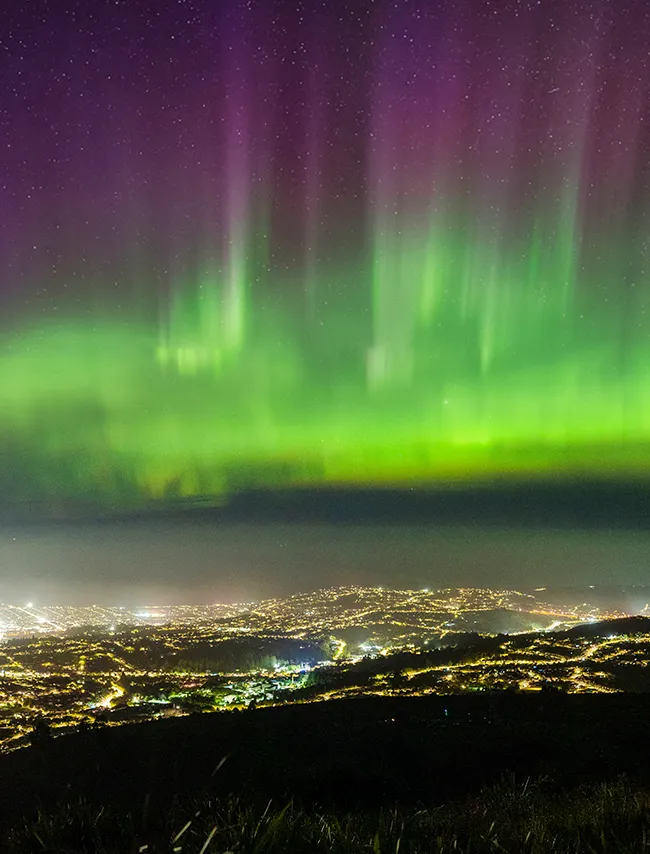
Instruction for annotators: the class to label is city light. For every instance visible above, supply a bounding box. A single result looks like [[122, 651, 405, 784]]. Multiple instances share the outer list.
[[0, 585, 642, 753]]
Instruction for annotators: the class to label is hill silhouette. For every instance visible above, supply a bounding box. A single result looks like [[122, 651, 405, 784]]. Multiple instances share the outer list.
[[3, 693, 650, 833], [564, 615, 650, 637]]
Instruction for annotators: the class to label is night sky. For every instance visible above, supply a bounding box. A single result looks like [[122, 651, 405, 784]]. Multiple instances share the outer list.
[[2, 0, 650, 598], [1, 518, 650, 605]]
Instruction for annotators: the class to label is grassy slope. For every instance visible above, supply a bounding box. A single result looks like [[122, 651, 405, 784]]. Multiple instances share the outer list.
[[5, 777, 650, 853], [3, 693, 650, 850]]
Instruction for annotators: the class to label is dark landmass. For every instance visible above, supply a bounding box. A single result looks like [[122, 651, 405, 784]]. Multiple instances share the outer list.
[[3, 692, 650, 830], [565, 615, 650, 637]]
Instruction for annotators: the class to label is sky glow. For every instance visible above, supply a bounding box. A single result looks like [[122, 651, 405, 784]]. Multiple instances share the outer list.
[[2, 0, 650, 507]]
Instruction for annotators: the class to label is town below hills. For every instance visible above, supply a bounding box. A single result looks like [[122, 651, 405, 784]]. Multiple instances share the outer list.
[[0, 583, 635, 640], [2, 588, 650, 850], [1, 585, 650, 753]]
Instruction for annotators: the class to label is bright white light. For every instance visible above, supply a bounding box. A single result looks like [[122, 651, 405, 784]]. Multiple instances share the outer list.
[[26, 602, 34, 609]]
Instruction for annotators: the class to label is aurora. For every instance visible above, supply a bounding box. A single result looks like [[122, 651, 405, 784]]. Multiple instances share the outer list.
[[1, 0, 650, 509]]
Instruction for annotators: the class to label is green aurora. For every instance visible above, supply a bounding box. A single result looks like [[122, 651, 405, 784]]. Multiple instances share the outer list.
[[3, 203, 650, 509], [4, 0, 650, 512]]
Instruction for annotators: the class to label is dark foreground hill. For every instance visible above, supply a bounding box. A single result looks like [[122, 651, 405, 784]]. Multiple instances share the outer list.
[[3, 693, 650, 828], [5, 694, 650, 851]]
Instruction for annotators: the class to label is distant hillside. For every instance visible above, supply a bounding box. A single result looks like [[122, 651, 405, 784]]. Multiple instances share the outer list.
[[285, 614, 650, 698], [564, 615, 650, 638]]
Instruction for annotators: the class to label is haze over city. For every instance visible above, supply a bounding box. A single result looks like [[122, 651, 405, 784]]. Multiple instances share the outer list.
[[0, 516, 649, 605]]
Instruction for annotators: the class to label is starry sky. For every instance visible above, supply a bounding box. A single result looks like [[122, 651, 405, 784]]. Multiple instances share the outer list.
[[2, 0, 650, 515]]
